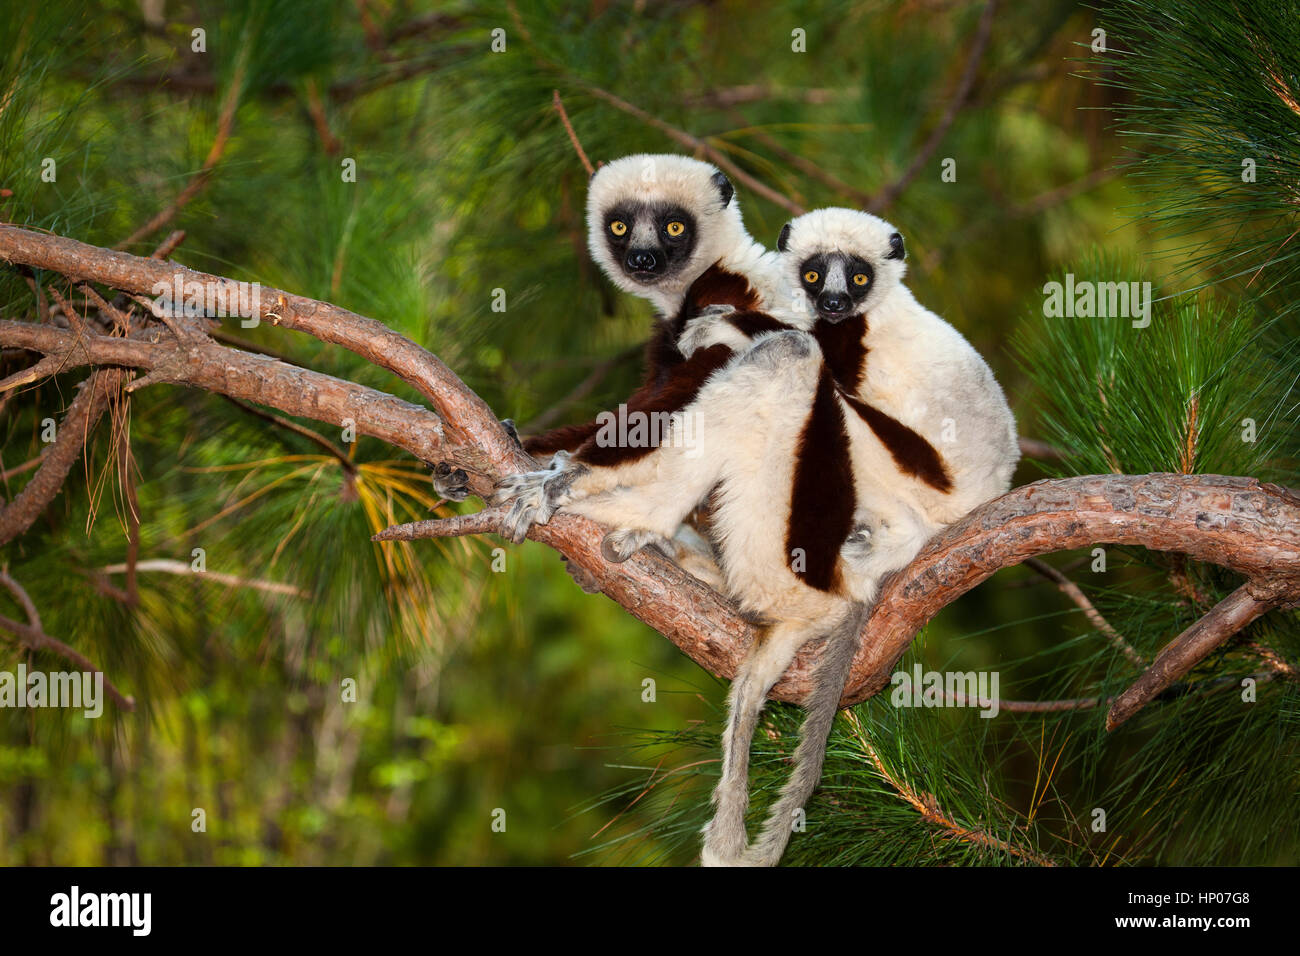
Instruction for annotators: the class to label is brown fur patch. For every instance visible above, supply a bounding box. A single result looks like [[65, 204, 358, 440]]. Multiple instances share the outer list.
[[675, 264, 760, 333], [527, 265, 760, 456], [726, 311, 792, 338], [841, 393, 953, 493], [786, 369, 855, 593], [522, 421, 602, 456], [575, 343, 737, 466], [812, 314, 868, 393]]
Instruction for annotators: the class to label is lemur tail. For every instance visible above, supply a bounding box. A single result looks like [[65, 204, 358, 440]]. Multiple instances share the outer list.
[[742, 600, 870, 867]]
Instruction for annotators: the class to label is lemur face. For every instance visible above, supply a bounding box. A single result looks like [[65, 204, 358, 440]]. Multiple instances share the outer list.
[[796, 252, 876, 323], [777, 208, 908, 322], [601, 204, 698, 284], [586, 154, 742, 301]]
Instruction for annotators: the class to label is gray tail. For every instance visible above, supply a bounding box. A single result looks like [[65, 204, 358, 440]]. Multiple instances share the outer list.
[[743, 601, 869, 867]]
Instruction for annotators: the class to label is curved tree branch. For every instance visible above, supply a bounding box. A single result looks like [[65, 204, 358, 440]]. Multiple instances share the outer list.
[[3, 225, 1298, 730], [0, 224, 522, 479], [0, 369, 124, 547]]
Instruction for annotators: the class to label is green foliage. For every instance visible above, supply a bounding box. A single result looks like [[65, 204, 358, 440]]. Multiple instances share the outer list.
[[1094, 0, 1300, 322], [0, 0, 1295, 866], [1014, 252, 1293, 483]]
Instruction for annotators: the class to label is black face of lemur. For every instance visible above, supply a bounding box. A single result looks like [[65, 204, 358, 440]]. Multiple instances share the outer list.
[[798, 253, 876, 322], [603, 204, 698, 283]]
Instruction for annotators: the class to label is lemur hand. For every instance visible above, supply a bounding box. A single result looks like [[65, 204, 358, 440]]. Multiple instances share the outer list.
[[491, 451, 585, 544], [677, 304, 746, 357], [431, 461, 470, 502]]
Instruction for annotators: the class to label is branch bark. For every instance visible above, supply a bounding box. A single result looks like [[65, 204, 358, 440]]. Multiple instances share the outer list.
[[3, 225, 1298, 730], [1106, 579, 1296, 729], [0, 370, 124, 547], [0, 224, 520, 480]]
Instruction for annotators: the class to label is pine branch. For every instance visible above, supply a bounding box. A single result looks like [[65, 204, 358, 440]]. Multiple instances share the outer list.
[[1107, 578, 1298, 729], [1023, 557, 1144, 667], [0, 570, 134, 711], [844, 710, 1054, 865], [0, 369, 125, 547], [3, 225, 1299, 732], [867, 0, 997, 213]]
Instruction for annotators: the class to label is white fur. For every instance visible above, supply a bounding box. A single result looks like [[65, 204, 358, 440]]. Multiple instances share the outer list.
[[780, 208, 1019, 559]]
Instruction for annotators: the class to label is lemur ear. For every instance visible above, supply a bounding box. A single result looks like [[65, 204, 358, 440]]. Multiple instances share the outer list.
[[886, 232, 905, 260], [711, 170, 734, 207], [777, 223, 793, 253]]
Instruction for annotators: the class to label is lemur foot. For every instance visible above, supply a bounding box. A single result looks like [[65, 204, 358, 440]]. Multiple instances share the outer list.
[[738, 328, 814, 369], [840, 523, 873, 562], [600, 528, 671, 564], [500, 418, 522, 449], [561, 556, 603, 594], [431, 461, 470, 502], [678, 304, 743, 358], [492, 451, 585, 544]]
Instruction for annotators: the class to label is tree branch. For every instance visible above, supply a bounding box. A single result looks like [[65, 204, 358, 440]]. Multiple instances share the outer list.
[[0, 370, 124, 547], [844, 709, 1054, 865], [1106, 578, 1296, 729], [867, 0, 997, 214], [117, 55, 246, 250], [0, 570, 134, 711], [4, 225, 1298, 733], [0, 319, 447, 466], [1023, 556, 1144, 668], [99, 559, 308, 598], [829, 475, 1300, 711], [0, 224, 521, 480]]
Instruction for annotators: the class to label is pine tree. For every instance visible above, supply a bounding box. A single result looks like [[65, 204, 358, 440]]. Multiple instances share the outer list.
[[0, 0, 1295, 866]]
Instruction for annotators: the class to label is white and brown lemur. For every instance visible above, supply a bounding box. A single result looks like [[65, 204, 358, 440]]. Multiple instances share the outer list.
[[433, 153, 805, 587], [433, 153, 794, 501], [495, 207, 1018, 866]]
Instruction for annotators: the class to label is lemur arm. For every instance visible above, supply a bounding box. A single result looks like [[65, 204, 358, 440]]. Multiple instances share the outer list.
[[519, 316, 689, 456], [494, 328, 820, 545]]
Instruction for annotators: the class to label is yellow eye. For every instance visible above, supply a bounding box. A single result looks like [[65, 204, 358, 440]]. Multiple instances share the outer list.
[[666, 221, 685, 237], [610, 221, 627, 236], [852, 273, 869, 286], [803, 270, 819, 283]]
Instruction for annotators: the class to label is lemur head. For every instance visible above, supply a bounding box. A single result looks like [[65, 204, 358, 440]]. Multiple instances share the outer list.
[[586, 154, 748, 308], [777, 208, 907, 323]]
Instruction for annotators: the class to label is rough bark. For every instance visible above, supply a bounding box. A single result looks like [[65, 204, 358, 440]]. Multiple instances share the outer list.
[[2, 224, 1297, 723]]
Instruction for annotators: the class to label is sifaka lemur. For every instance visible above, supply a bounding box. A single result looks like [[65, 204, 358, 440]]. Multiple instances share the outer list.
[[495, 207, 1019, 866], [432, 153, 803, 585], [432, 153, 796, 502]]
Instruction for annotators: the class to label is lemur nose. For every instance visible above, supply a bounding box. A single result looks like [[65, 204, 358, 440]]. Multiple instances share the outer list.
[[626, 249, 660, 273], [818, 292, 849, 313]]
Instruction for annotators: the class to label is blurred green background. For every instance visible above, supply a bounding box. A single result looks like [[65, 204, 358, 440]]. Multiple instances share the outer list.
[[0, 0, 1296, 865]]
